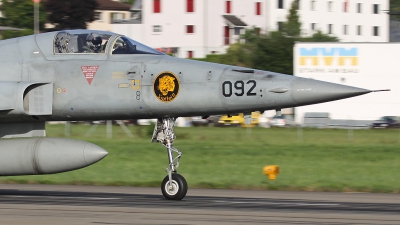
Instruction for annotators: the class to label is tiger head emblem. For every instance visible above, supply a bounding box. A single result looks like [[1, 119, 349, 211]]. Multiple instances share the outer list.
[[158, 75, 175, 96]]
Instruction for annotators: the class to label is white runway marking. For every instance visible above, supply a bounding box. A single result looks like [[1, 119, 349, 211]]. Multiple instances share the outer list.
[[214, 200, 339, 206], [5, 195, 120, 200]]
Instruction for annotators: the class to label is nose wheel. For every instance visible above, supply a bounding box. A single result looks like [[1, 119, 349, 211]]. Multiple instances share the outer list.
[[161, 173, 188, 200], [152, 118, 188, 200]]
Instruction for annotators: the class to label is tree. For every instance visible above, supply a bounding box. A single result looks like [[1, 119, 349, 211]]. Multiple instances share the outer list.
[[44, 0, 98, 30], [0, 0, 47, 39], [1, 29, 36, 40], [304, 30, 339, 42], [390, 0, 400, 21], [0, 0, 47, 30], [282, 0, 301, 37], [250, 31, 296, 74], [122, 0, 136, 5]]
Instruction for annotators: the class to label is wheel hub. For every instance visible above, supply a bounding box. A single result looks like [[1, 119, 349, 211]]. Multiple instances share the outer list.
[[165, 180, 179, 195]]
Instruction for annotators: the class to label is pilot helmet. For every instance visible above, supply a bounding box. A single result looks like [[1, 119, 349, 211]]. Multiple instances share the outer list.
[[86, 33, 102, 51]]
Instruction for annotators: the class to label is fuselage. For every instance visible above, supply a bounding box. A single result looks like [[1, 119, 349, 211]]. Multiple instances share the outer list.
[[0, 30, 371, 123]]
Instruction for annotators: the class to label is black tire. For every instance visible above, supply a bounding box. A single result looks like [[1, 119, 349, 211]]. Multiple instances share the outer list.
[[161, 174, 188, 200]]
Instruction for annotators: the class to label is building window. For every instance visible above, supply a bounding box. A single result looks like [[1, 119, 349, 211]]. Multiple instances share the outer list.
[[277, 22, 283, 31], [328, 24, 333, 34], [328, 1, 332, 11], [343, 25, 348, 35], [186, 25, 194, 33], [154, 0, 161, 13], [94, 12, 102, 21], [373, 26, 379, 36], [256, 2, 261, 15], [297, 0, 300, 10], [311, 0, 315, 11], [153, 25, 162, 32], [226, 1, 231, 13], [187, 0, 194, 12], [373, 4, 379, 14], [343, 0, 348, 12], [357, 3, 362, 13], [311, 23, 316, 30], [224, 26, 230, 45], [357, 25, 362, 35], [188, 51, 193, 58], [234, 27, 242, 35], [111, 12, 124, 21], [278, 0, 284, 9]]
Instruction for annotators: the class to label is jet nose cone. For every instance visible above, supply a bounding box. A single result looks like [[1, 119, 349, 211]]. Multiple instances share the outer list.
[[291, 78, 371, 106], [83, 143, 108, 166]]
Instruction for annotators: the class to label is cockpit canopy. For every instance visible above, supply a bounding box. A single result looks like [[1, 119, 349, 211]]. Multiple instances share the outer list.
[[53, 30, 164, 55]]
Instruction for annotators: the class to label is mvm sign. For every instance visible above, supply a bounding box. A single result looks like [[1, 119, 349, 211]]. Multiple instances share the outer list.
[[299, 47, 358, 66]]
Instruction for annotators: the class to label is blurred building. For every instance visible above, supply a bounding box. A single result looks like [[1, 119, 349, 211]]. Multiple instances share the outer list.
[[113, 0, 270, 58], [299, 0, 389, 42], [112, 0, 389, 58], [87, 0, 131, 31], [0, 0, 389, 56], [112, 0, 144, 43]]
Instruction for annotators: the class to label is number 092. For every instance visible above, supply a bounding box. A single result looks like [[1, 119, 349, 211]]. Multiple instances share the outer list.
[[222, 80, 257, 97]]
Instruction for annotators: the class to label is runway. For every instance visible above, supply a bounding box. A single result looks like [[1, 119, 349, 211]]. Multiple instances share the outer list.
[[0, 184, 399, 224]]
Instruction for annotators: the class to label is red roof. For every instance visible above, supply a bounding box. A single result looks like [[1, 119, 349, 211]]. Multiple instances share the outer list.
[[96, 0, 131, 11]]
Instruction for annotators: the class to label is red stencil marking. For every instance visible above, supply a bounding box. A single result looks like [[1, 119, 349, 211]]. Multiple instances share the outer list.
[[81, 66, 99, 85]]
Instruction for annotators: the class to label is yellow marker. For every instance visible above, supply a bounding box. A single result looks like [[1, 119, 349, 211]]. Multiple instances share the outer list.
[[263, 165, 279, 180], [118, 83, 130, 88], [131, 80, 140, 90], [112, 72, 127, 79]]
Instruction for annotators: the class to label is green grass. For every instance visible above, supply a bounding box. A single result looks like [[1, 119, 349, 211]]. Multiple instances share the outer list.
[[1, 124, 400, 193]]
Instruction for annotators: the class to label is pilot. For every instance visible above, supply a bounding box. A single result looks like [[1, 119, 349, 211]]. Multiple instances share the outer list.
[[55, 32, 71, 53], [83, 33, 102, 53]]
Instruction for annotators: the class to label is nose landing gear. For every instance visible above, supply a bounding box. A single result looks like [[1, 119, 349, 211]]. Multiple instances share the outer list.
[[152, 118, 188, 200]]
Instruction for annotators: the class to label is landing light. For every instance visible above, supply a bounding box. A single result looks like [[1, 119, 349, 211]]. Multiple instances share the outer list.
[[263, 165, 279, 180]]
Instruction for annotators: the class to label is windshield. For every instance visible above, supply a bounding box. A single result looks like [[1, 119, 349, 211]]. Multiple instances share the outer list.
[[54, 30, 113, 54], [112, 36, 165, 55]]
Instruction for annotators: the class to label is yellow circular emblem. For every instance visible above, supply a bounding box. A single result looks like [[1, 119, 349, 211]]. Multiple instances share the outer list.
[[153, 71, 180, 102]]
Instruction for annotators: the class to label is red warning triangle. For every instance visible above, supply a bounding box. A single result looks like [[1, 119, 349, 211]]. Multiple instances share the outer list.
[[81, 66, 99, 85]]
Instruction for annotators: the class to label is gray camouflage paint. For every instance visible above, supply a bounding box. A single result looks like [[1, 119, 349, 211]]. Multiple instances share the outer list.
[[0, 30, 370, 123], [0, 30, 372, 176]]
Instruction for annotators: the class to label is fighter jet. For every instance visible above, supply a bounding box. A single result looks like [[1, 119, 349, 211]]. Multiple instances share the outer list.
[[0, 30, 383, 200]]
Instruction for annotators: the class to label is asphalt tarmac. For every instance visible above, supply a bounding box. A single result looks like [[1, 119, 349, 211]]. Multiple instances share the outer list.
[[0, 184, 399, 225]]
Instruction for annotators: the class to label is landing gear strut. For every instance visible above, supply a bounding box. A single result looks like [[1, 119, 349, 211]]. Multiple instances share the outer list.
[[152, 118, 188, 200]]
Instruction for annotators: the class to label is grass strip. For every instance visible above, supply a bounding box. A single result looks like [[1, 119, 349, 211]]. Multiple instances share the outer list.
[[1, 124, 399, 193]]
